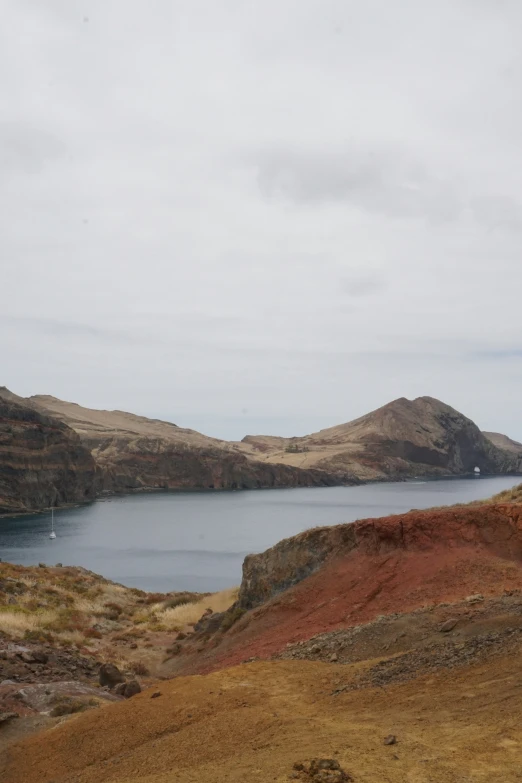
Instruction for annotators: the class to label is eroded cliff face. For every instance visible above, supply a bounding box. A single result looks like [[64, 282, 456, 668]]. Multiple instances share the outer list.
[[0, 393, 100, 514], [239, 524, 358, 609], [333, 397, 518, 478], [95, 438, 339, 492], [30, 395, 346, 492], [238, 502, 522, 609]]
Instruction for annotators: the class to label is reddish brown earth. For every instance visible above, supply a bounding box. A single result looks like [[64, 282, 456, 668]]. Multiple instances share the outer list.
[[161, 503, 522, 677], [6, 503, 522, 783]]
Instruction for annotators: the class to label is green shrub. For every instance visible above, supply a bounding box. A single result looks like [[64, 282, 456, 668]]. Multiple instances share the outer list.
[[220, 606, 246, 632]]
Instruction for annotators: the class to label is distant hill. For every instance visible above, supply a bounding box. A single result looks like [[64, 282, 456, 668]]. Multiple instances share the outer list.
[[2, 388, 521, 514], [28, 395, 337, 497], [238, 396, 522, 480], [483, 431, 522, 454]]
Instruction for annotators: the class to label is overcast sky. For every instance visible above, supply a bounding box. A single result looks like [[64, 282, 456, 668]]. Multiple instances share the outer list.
[[2, 0, 522, 440]]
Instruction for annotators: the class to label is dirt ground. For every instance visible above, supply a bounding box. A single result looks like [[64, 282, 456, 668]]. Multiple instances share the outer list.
[[5, 504, 522, 782], [160, 541, 522, 678], [3, 647, 522, 783]]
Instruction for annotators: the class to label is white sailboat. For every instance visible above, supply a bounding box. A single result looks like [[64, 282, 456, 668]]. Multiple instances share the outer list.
[[49, 507, 56, 539]]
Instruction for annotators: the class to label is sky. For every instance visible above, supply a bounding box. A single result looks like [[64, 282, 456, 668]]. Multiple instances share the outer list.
[[2, 0, 522, 441]]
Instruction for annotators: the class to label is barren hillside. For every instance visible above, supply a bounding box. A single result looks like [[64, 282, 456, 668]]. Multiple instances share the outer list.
[[5, 498, 522, 782], [30, 395, 227, 451], [239, 396, 521, 480], [156, 499, 522, 677], [2, 388, 520, 510], [29, 394, 339, 493], [484, 430, 522, 454]]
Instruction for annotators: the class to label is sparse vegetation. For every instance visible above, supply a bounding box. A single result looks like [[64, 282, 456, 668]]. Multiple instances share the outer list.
[[0, 562, 239, 677], [425, 481, 522, 512], [130, 661, 150, 675], [143, 592, 170, 605], [49, 696, 99, 717], [485, 482, 522, 505], [104, 602, 123, 615], [84, 628, 103, 639], [156, 588, 239, 630], [285, 443, 309, 453], [220, 605, 246, 632], [161, 591, 205, 610]]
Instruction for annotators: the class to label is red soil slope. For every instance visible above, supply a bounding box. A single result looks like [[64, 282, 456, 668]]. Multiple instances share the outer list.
[[165, 503, 522, 676]]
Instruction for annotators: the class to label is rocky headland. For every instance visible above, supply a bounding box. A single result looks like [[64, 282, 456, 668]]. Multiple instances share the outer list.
[[0, 390, 99, 514], [1, 387, 521, 514], [239, 395, 522, 480]]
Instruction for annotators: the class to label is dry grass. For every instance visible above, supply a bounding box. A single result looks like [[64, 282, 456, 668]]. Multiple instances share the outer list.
[[421, 481, 522, 514], [0, 561, 238, 659], [486, 482, 522, 504], [0, 562, 146, 644], [158, 587, 239, 630], [125, 588, 239, 632], [54, 630, 87, 647], [161, 591, 205, 610], [0, 609, 56, 637]]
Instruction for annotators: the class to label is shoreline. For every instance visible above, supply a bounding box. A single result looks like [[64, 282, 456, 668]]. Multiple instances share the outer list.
[[1, 471, 521, 521]]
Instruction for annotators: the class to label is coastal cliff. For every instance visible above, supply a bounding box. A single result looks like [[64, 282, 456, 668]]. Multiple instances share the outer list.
[[96, 438, 339, 492], [29, 395, 342, 493], [237, 502, 522, 610], [1, 388, 521, 513], [0, 389, 99, 514], [239, 396, 522, 480]]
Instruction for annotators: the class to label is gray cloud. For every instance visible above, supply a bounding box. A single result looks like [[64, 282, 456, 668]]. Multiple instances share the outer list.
[[1, 316, 130, 341], [254, 145, 522, 233], [2, 0, 522, 439], [0, 122, 66, 177], [470, 195, 522, 233], [255, 146, 463, 222], [339, 273, 387, 298]]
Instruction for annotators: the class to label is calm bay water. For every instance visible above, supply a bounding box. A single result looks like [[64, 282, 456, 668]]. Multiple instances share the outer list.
[[0, 476, 519, 593]]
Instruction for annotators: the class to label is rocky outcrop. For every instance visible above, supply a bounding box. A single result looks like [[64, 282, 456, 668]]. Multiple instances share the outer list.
[[157, 498, 522, 680], [239, 524, 358, 609], [0, 391, 100, 514], [238, 397, 522, 480], [98, 663, 125, 689], [0, 680, 120, 718], [335, 396, 519, 478], [238, 503, 522, 609]]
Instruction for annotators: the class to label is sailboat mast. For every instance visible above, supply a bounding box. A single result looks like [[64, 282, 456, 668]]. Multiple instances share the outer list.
[[49, 505, 56, 539]]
